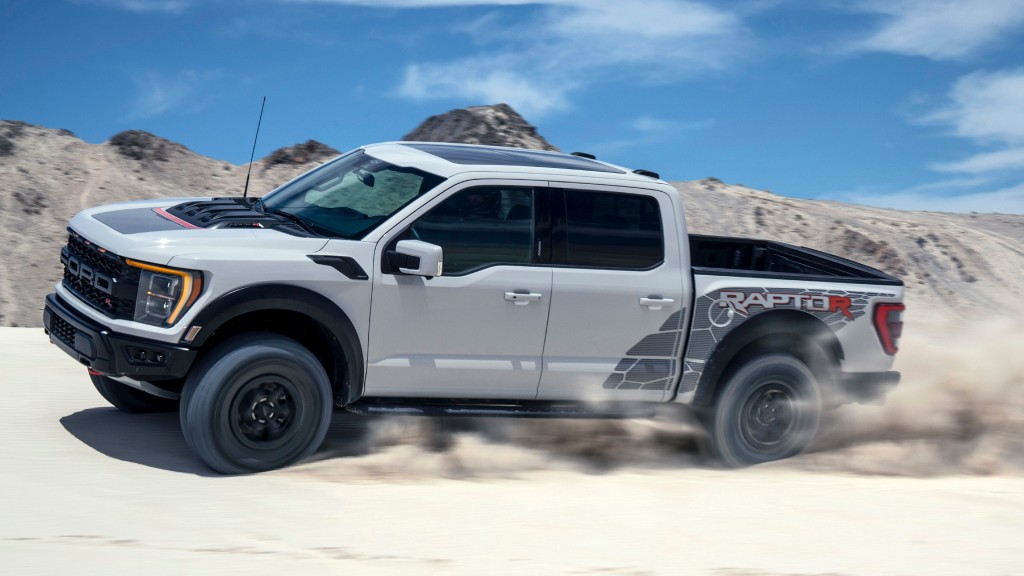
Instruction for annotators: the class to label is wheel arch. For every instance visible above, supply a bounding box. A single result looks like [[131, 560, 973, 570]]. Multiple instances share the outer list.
[[186, 284, 364, 406], [690, 309, 843, 409]]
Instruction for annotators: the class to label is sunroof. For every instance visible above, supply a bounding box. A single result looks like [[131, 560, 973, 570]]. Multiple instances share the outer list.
[[403, 143, 626, 174]]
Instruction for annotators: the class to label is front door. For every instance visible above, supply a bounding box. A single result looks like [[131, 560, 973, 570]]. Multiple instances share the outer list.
[[365, 183, 550, 399], [538, 185, 689, 402]]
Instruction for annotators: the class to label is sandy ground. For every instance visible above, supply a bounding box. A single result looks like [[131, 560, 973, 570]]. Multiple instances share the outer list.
[[2, 325, 1023, 575]]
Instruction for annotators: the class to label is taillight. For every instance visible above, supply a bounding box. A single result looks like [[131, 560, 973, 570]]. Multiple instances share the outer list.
[[873, 302, 905, 355]]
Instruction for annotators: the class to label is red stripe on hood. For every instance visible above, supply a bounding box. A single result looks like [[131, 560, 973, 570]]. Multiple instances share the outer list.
[[153, 207, 199, 229]]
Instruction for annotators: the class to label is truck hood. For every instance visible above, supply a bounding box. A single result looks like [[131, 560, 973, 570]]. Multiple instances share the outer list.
[[68, 198, 331, 265]]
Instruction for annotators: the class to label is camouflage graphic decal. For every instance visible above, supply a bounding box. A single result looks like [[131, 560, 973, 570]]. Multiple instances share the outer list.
[[603, 308, 687, 391]]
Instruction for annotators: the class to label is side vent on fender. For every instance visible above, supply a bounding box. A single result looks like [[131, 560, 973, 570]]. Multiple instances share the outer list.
[[307, 255, 369, 280]]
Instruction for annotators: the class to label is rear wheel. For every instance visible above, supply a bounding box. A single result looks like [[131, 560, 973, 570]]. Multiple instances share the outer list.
[[180, 333, 333, 474], [711, 353, 821, 467], [90, 373, 178, 413]]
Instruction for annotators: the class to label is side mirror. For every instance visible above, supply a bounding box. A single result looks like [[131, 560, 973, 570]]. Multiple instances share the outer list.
[[391, 240, 443, 277]]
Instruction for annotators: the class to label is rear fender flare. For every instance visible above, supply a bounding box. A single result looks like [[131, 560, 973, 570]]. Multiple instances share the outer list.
[[690, 309, 842, 408]]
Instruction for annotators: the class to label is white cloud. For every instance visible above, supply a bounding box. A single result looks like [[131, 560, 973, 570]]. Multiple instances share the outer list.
[[827, 179, 1024, 214], [78, 0, 190, 14], [919, 69, 1024, 180], [847, 186, 1024, 214], [398, 61, 571, 117], [549, 0, 740, 40], [931, 147, 1024, 174], [584, 115, 713, 156], [877, 69, 1024, 212], [632, 116, 676, 133], [537, 1, 745, 77], [921, 69, 1024, 144], [291, 0, 748, 114], [833, 79, 1024, 211], [630, 116, 714, 134], [128, 70, 221, 119], [844, 0, 1024, 60], [290, 0, 546, 5]]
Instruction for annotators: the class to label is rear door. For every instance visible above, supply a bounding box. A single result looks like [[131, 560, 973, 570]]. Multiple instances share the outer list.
[[537, 184, 688, 402], [365, 181, 551, 399]]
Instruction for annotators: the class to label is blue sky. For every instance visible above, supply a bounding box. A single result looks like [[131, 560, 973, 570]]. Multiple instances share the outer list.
[[4, 0, 1024, 213]]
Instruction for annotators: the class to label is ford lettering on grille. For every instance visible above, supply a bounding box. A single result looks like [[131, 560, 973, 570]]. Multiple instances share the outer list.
[[61, 229, 139, 319]]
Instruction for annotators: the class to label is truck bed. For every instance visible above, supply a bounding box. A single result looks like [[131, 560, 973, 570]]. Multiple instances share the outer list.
[[689, 234, 902, 285]]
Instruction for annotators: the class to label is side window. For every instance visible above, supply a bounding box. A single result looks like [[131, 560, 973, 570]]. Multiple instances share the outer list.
[[562, 189, 663, 269], [408, 186, 535, 275]]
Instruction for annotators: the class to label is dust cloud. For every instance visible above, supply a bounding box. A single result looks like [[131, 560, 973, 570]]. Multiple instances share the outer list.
[[298, 412, 709, 482], [293, 310, 1024, 482], [801, 311, 1024, 475]]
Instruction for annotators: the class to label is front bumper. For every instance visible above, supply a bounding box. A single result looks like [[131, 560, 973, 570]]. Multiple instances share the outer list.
[[43, 292, 196, 381], [839, 370, 900, 404]]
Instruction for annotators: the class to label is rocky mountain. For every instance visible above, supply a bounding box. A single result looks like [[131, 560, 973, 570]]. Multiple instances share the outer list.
[[673, 178, 1023, 317], [1, 106, 1022, 327], [263, 140, 341, 167], [0, 121, 322, 327], [403, 103, 558, 151]]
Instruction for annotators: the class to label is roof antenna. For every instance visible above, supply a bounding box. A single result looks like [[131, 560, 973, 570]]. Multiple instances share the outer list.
[[242, 96, 266, 199]]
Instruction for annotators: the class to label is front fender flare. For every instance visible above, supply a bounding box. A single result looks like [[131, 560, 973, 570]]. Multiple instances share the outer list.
[[186, 284, 364, 404]]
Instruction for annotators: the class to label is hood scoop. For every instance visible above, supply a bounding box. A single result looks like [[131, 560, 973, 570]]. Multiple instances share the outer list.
[[160, 198, 315, 237]]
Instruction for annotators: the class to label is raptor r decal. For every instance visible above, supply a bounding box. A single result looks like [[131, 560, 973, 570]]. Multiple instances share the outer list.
[[677, 287, 894, 396], [718, 290, 854, 320]]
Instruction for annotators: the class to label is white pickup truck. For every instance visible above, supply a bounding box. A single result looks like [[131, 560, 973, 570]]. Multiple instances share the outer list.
[[44, 142, 905, 473]]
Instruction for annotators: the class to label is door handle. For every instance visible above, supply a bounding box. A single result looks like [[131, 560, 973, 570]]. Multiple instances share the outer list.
[[505, 290, 543, 305], [639, 296, 674, 310]]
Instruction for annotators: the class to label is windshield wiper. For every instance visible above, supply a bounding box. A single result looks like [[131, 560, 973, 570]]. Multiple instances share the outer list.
[[270, 209, 322, 236]]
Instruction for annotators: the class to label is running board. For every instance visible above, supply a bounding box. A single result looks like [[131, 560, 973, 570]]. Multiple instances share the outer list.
[[344, 398, 660, 419]]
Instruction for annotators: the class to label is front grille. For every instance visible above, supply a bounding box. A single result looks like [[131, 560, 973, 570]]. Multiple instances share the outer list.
[[61, 229, 140, 319], [51, 314, 77, 347]]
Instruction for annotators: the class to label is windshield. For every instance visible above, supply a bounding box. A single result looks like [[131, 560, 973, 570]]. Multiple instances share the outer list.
[[261, 150, 446, 239]]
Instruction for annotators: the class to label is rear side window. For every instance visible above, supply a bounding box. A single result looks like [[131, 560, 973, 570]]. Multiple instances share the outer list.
[[560, 189, 664, 269]]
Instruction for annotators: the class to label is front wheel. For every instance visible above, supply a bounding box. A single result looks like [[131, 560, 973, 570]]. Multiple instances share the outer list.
[[180, 333, 333, 474], [710, 353, 821, 467]]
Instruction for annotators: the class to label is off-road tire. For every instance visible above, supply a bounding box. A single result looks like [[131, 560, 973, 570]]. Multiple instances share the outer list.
[[711, 353, 821, 467], [180, 333, 333, 474]]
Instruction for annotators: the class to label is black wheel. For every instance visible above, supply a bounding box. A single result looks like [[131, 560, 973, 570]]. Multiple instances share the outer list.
[[90, 373, 178, 413], [710, 353, 821, 467], [180, 333, 333, 474]]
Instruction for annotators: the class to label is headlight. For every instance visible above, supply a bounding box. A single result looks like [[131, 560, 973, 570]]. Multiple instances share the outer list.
[[126, 259, 203, 327]]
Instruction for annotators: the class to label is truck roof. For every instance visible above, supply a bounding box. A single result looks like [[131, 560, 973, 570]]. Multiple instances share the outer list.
[[362, 141, 665, 184]]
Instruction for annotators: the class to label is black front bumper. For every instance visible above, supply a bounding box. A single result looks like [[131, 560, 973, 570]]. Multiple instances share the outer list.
[[43, 292, 197, 380]]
